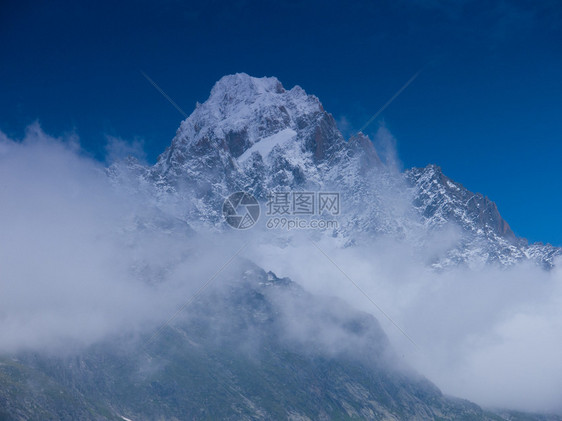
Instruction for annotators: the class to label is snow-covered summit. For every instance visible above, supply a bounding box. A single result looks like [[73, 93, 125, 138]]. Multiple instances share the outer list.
[[112, 73, 560, 269], [150, 73, 353, 205], [209, 73, 286, 101], [161, 72, 334, 165]]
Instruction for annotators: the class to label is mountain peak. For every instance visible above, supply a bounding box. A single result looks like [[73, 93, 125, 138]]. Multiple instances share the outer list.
[[169, 73, 324, 153], [210, 73, 286, 99], [154, 73, 346, 189], [134, 74, 561, 269]]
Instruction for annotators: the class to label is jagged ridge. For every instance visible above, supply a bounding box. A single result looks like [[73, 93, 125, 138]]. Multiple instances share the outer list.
[[112, 72, 560, 268]]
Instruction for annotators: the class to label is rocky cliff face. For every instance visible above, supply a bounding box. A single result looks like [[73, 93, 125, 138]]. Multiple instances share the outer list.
[[405, 164, 561, 269]]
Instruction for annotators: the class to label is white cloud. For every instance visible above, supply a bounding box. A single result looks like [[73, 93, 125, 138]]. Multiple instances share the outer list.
[[1, 124, 561, 414], [372, 123, 402, 172], [105, 135, 147, 164], [0, 125, 240, 353], [335, 115, 354, 139], [249, 214, 562, 414]]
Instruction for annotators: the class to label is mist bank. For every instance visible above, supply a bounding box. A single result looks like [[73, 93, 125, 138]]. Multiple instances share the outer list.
[[1, 125, 561, 414]]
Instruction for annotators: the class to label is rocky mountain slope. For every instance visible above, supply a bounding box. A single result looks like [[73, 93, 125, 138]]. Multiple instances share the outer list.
[[405, 164, 561, 269], [0, 266, 515, 421]]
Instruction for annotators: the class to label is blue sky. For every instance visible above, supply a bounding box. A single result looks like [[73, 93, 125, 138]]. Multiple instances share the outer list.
[[1, 0, 561, 245]]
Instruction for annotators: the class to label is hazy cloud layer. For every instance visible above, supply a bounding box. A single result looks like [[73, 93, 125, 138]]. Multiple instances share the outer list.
[[251, 226, 562, 413], [0, 125, 561, 413], [0, 125, 240, 353], [105, 135, 147, 164]]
